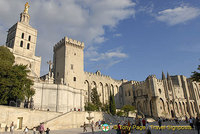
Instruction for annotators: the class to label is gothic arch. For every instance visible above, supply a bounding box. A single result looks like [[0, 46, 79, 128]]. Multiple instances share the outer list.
[[111, 84, 114, 96], [175, 102, 179, 114], [84, 80, 90, 102], [91, 81, 97, 90], [179, 102, 183, 114], [160, 98, 165, 112], [182, 102, 186, 115], [191, 102, 195, 114], [104, 83, 109, 103], [99, 82, 104, 104]]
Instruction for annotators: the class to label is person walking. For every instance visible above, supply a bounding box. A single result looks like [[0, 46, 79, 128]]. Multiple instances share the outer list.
[[10, 122, 14, 134], [98, 119, 101, 129], [117, 123, 121, 134], [195, 117, 200, 134], [142, 118, 146, 126], [33, 127, 36, 134], [24, 126, 29, 134], [158, 118, 162, 131], [45, 128, 50, 134], [91, 121, 94, 134], [83, 122, 87, 132], [189, 117, 194, 129]]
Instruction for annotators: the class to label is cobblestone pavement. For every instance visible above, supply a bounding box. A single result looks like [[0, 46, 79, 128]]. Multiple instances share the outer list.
[[0, 121, 199, 134]]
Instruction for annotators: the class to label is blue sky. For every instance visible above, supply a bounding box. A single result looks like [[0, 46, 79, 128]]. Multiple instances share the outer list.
[[0, 0, 199, 81]]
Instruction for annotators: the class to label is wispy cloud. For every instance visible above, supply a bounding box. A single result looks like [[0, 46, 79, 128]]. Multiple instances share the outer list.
[[113, 33, 122, 37], [85, 47, 128, 69], [155, 5, 200, 25]]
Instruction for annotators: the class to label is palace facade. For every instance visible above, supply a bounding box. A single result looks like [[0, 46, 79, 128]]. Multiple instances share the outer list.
[[4, 2, 200, 119]]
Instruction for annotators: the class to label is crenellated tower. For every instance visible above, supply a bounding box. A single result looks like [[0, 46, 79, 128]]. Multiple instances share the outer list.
[[53, 36, 85, 89]]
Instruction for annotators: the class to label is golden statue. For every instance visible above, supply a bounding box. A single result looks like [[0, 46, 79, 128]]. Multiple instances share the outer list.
[[24, 2, 30, 14]]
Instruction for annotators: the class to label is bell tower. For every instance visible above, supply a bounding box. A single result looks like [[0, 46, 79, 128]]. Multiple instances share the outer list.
[[5, 2, 41, 78]]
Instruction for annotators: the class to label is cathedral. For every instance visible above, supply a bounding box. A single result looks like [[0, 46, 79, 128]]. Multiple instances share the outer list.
[[4, 2, 200, 119]]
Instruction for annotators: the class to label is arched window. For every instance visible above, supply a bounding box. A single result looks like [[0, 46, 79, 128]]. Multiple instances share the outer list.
[[159, 89, 161, 94], [28, 36, 31, 41], [21, 33, 24, 39], [20, 41, 23, 47], [27, 43, 30, 49]]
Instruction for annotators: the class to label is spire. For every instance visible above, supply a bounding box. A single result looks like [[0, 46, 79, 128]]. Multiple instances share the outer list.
[[167, 72, 171, 80], [20, 2, 30, 25], [162, 71, 166, 80]]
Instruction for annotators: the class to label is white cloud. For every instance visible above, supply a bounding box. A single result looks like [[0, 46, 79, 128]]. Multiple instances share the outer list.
[[113, 33, 122, 37], [0, 0, 135, 74], [155, 6, 200, 25], [85, 47, 128, 69]]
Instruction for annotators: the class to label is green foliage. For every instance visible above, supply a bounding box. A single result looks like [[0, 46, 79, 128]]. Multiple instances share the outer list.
[[0, 46, 34, 105], [109, 94, 116, 115], [84, 102, 98, 111], [116, 111, 124, 116], [121, 105, 135, 117], [101, 103, 109, 113], [191, 65, 200, 82], [91, 88, 102, 110], [0, 46, 14, 66]]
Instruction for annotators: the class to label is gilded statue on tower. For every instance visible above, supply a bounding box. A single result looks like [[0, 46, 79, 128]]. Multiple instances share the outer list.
[[24, 2, 30, 14]]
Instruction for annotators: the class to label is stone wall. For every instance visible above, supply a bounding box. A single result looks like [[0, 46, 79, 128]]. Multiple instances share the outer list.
[[0, 105, 61, 131], [33, 81, 85, 113], [0, 106, 106, 131]]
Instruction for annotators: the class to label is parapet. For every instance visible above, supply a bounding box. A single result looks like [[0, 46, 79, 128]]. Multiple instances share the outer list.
[[54, 36, 84, 51], [65, 36, 84, 49]]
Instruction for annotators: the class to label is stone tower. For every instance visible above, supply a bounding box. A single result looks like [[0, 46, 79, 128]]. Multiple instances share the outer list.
[[6, 2, 41, 78], [53, 36, 84, 90]]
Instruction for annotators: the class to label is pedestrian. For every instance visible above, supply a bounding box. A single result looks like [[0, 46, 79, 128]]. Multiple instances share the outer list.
[[33, 127, 36, 134], [189, 117, 194, 129], [158, 118, 162, 131], [91, 121, 94, 134], [98, 119, 101, 129], [83, 122, 87, 132], [142, 118, 146, 126], [45, 128, 50, 134], [117, 123, 121, 134], [10, 122, 14, 134], [24, 126, 29, 134], [39, 123, 45, 134], [5, 125, 8, 132], [185, 116, 188, 123], [195, 117, 200, 134]]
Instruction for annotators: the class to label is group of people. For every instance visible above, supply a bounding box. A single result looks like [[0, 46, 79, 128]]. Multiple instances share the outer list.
[[6, 122, 50, 134], [83, 119, 103, 133]]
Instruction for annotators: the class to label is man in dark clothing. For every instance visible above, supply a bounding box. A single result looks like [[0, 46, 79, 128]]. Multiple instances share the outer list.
[[195, 117, 200, 134], [45, 128, 50, 134], [158, 118, 162, 131]]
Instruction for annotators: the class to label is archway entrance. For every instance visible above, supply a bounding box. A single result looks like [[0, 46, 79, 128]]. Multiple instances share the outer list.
[[171, 110, 175, 118]]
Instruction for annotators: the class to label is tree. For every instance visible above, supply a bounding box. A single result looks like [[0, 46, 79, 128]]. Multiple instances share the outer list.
[[116, 111, 124, 116], [191, 65, 200, 82], [91, 88, 102, 110], [121, 105, 135, 117], [84, 102, 98, 111], [101, 103, 109, 113], [109, 94, 116, 115], [0, 46, 34, 105]]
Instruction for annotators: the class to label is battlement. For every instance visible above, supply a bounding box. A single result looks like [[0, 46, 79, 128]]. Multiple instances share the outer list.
[[84, 71, 122, 83], [65, 36, 84, 48], [133, 81, 146, 86], [54, 36, 84, 51]]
